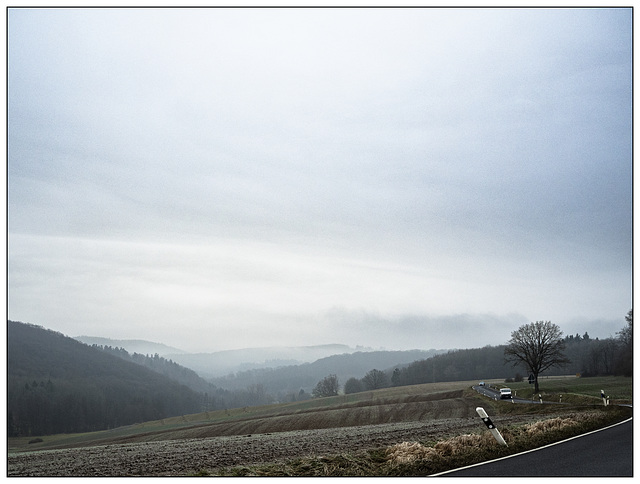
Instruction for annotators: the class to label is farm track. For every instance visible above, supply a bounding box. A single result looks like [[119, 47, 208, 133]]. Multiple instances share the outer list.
[[8, 391, 555, 477]]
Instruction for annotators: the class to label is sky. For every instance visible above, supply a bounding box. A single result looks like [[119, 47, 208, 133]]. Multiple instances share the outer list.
[[8, 7, 632, 353]]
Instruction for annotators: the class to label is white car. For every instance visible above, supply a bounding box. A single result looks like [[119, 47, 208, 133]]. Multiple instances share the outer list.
[[500, 388, 512, 399]]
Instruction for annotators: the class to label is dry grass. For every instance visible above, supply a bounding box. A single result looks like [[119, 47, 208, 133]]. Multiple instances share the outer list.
[[524, 415, 584, 436], [387, 432, 494, 465], [383, 410, 623, 475], [387, 442, 439, 464], [385, 431, 495, 471]]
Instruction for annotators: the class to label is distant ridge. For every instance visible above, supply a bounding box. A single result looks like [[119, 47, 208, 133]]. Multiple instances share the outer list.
[[207, 348, 444, 393], [74, 336, 187, 357], [168, 344, 358, 378]]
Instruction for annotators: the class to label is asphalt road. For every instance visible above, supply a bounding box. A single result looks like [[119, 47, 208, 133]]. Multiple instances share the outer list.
[[473, 384, 541, 404], [436, 418, 633, 477]]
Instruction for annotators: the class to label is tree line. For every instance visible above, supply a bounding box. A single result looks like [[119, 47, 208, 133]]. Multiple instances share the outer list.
[[312, 312, 632, 397]]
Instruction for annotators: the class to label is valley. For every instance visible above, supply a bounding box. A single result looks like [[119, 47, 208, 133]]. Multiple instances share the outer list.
[[8, 320, 632, 476]]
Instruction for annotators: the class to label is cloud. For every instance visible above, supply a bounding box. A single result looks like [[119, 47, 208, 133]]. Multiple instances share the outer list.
[[315, 308, 531, 350], [8, 8, 632, 352]]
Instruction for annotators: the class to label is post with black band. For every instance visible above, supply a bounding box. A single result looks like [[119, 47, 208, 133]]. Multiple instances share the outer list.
[[476, 407, 508, 446]]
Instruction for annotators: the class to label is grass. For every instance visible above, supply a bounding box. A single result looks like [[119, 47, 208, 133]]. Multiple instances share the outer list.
[[505, 375, 632, 404]]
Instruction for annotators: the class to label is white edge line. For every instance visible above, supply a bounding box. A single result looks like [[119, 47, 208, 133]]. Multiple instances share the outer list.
[[429, 416, 633, 476]]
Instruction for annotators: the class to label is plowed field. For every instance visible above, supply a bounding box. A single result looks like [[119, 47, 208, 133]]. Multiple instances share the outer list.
[[8, 387, 555, 476]]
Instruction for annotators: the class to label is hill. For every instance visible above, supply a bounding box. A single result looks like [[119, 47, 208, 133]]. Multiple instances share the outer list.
[[167, 344, 358, 378], [7, 320, 204, 436], [209, 349, 443, 395], [74, 336, 187, 357], [90, 344, 218, 394]]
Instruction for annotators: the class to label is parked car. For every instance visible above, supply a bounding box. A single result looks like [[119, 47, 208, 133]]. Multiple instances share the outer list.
[[478, 382, 485, 386], [500, 388, 512, 399]]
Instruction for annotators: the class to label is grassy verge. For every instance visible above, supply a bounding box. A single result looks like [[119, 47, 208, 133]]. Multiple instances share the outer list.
[[506, 376, 632, 404], [210, 406, 630, 477]]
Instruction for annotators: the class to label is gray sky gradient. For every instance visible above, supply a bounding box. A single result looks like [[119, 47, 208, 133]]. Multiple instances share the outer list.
[[8, 8, 632, 352]]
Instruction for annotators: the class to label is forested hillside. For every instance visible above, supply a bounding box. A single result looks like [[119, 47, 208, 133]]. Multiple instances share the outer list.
[[208, 349, 442, 395], [562, 330, 632, 377], [74, 335, 186, 357], [205, 328, 631, 398], [7, 321, 354, 436], [8, 321, 205, 436], [168, 344, 357, 378], [94, 345, 215, 394], [344, 325, 632, 393], [386, 345, 510, 388]]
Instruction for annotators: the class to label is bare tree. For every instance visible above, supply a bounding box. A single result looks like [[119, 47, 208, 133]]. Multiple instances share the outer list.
[[312, 374, 339, 398], [615, 309, 633, 376], [504, 321, 570, 393], [362, 369, 388, 390], [618, 309, 633, 347]]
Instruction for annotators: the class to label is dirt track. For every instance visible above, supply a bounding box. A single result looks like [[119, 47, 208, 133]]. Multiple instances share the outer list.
[[8, 414, 541, 477]]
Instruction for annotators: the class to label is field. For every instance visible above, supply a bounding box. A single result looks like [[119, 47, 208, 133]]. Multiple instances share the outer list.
[[8, 376, 632, 477], [506, 375, 632, 403]]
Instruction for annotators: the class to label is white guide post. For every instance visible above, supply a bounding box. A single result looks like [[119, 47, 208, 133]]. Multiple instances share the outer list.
[[476, 407, 508, 447]]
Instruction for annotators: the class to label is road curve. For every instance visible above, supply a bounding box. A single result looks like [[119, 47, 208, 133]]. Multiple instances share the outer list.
[[473, 384, 541, 404], [434, 417, 632, 477]]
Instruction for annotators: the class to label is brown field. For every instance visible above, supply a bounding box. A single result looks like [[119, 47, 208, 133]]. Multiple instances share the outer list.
[[7, 378, 627, 477]]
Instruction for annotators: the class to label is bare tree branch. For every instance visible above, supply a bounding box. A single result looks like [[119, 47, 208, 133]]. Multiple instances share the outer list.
[[504, 321, 570, 393]]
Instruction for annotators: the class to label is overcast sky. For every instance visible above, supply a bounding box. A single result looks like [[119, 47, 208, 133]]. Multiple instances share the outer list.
[[8, 7, 632, 353]]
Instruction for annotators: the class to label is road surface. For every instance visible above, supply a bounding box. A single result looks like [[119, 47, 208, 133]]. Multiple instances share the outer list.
[[435, 417, 632, 477], [473, 384, 541, 404]]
